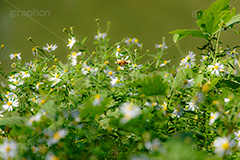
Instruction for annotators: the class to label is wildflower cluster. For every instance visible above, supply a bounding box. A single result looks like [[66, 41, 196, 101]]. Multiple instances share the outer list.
[[0, 0, 240, 159]]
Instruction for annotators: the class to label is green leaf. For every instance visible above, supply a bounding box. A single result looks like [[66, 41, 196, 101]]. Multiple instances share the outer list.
[[194, 74, 203, 87], [169, 30, 208, 42], [0, 117, 26, 126], [225, 14, 240, 27], [131, 74, 169, 96], [172, 68, 193, 89]]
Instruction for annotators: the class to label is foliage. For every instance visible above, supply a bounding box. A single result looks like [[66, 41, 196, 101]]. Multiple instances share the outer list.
[[0, 0, 240, 159]]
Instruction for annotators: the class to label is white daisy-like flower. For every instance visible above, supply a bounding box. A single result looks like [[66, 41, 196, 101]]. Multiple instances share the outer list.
[[129, 63, 142, 70], [124, 37, 141, 47], [145, 138, 161, 152], [224, 95, 234, 103], [92, 94, 102, 106], [43, 44, 58, 52], [160, 60, 171, 67], [67, 37, 76, 49], [234, 130, 240, 141], [49, 73, 61, 87], [172, 108, 182, 118], [209, 112, 219, 125], [27, 113, 42, 126], [186, 101, 198, 111], [10, 53, 21, 60], [120, 102, 141, 124], [160, 102, 168, 115], [200, 55, 208, 62], [179, 51, 196, 68], [47, 129, 68, 146], [110, 76, 120, 87], [124, 37, 133, 45], [182, 79, 194, 88], [2, 97, 19, 111], [94, 32, 107, 40], [213, 136, 233, 156], [155, 43, 168, 50], [226, 49, 238, 57], [207, 63, 224, 75], [69, 52, 82, 66], [19, 71, 30, 78], [116, 45, 123, 57], [0, 140, 18, 160], [104, 68, 115, 78]]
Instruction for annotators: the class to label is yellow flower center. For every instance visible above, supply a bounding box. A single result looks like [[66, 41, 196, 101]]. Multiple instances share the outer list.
[[210, 115, 215, 120], [32, 97, 36, 102], [222, 142, 229, 150], [104, 61, 109, 65], [124, 115, 131, 120], [214, 65, 219, 70], [53, 132, 61, 140], [163, 106, 167, 111], [14, 81, 18, 85], [87, 68, 91, 71], [108, 71, 113, 76], [55, 74, 59, 78], [116, 79, 120, 83], [186, 56, 190, 60], [72, 52, 77, 56], [14, 53, 18, 57], [25, 71, 28, 74], [134, 39, 139, 43], [159, 44, 163, 48], [7, 102, 12, 106], [152, 102, 156, 106], [134, 64, 137, 67], [41, 100, 46, 105], [47, 46, 52, 50], [32, 48, 36, 52], [117, 48, 121, 52], [95, 94, 101, 99], [164, 60, 168, 64], [6, 146, 10, 152], [68, 40, 72, 44], [128, 38, 132, 43], [50, 155, 60, 160]]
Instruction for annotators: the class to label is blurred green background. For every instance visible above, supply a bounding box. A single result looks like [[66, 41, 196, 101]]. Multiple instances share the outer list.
[[0, 0, 240, 73]]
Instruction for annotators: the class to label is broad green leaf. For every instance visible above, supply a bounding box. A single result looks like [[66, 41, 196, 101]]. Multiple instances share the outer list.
[[194, 74, 203, 87], [130, 74, 169, 96], [0, 117, 26, 126], [172, 68, 193, 89], [169, 30, 208, 42]]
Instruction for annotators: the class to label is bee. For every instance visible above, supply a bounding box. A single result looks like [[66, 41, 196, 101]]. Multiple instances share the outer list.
[[115, 59, 129, 66]]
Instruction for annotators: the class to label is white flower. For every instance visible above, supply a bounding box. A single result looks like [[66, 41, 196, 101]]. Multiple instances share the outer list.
[[186, 101, 198, 111], [10, 53, 21, 60], [179, 51, 196, 68], [27, 113, 42, 126], [67, 37, 76, 49], [116, 45, 123, 57], [129, 63, 142, 70], [19, 71, 30, 78], [207, 63, 224, 75], [145, 138, 161, 152], [224, 95, 234, 103], [110, 76, 120, 86], [200, 55, 208, 62], [69, 52, 82, 66], [43, 44, 58, 52], [160, 102, 168, 115], [155, 43, 168, 50], [209, 112, 219, 125], [182, 79, 194, 88], [160, 60, 170, 67], [47, 129, 68, 146], [234, 130, 240, 141], [172, 108, 182, 118], [94, 32, 107, 40], [0, 140, 18, 160], [124, 37, 141, 47], [120, 102, 141, 124], [104, 68, 115, 78], [92, 94, 102, 106], [2, 97, 19, 111], [213, 137, 233, 156], [226, 49, 238, 57]]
